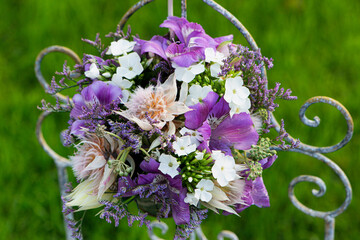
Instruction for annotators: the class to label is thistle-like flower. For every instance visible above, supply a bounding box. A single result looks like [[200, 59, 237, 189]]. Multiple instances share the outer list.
[[69, 133, 122, 206], [116, 74, 190, 132]]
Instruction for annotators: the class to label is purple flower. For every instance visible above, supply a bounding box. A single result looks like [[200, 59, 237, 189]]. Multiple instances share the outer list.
[[118, 158, 191, 225], [234, 176, 270, 213], [184, 92, 259, 155], [136, 16, 233, 67], [69, 81, 122, 136]]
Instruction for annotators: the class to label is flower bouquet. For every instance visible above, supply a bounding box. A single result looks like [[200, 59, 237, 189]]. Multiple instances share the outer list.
[[40, 16, 298, 239]]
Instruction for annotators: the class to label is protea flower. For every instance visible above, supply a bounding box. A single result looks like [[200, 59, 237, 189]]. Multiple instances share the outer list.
[[66, 134, 122, 209], [116, 74, 190, 133]]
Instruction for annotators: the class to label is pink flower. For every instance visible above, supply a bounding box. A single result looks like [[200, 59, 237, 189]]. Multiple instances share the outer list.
[[116, 74, 190, 133]]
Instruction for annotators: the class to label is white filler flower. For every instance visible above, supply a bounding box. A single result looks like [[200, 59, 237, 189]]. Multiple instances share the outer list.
[[194, 179, 214, 202], [184, 193, 199, 206], [205, 48, 226, 77], [158, 153, 179, 178], [185, 84, 212, 106], [172, 136, 197, 156], [211, 150, 238, 187], [173, 62, 205, 83], [108, 73, 133, 102], [116, 52, 144, 79], [84, 63, 100, 80], [224, 76, 251, 116], [106, 39, 136, 56]]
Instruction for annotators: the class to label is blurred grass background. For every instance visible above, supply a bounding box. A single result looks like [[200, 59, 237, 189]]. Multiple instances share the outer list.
[[0, 0, 359, 239]]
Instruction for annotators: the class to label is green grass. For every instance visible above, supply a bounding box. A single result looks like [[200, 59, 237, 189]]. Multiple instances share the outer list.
[[0, 0, 359, 239]]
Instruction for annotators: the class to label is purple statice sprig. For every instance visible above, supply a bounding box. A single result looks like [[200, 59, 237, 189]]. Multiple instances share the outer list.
[[62, 196, 84, 240], [38, 96, 72, 113], [99, 200, 150, 228], [275, 119, 300, 150], [108, 120, 143, 151], [106, 25, 132, 41], [175, 207, 208, 240], [81, 33, 106, 57]]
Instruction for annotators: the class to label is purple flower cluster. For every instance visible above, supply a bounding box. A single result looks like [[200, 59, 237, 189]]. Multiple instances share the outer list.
[[135, 16, 233, 67]]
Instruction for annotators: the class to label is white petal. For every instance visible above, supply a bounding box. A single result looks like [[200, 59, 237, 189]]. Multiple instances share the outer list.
[[179, 82, 188, 103], [190, 63, 205, 75], [200, 191, 212, 202], [83, 156, 106, 171]]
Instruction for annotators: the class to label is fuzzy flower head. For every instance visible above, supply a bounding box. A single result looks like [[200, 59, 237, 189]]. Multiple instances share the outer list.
[[116, 74, 190, 131], [70, 134, 122, 199]]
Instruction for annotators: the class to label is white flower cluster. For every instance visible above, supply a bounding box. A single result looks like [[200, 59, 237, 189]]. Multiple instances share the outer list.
[[84, 39, 144, 102]]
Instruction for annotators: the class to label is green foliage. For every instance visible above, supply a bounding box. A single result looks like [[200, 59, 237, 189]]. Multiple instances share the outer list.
[[1, 0, 359, 239]]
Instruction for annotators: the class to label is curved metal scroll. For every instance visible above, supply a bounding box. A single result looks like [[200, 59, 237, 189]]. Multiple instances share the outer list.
[[35, 46, 82, 240], [36, 0, 353, 239]]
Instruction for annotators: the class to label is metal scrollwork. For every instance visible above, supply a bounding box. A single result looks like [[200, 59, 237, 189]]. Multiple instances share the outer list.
[[36, 0, 353, 239]]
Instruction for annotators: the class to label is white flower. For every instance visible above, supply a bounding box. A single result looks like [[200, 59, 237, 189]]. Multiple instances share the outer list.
[[210, 63, 222, 78], [194, 179, 214, 202], [224, 76, 251, 106], [229, 100, 251, 117], [195, 151, 205, 160], [211, 150, 239, 187], [102, 72, 111, 78], [205, 48, 226, 78], [184, 193, 199, 206], [158, 154, 179, 178], [205, 48, 226, 64], [106, 39, 136, 56], [173, 62, 205, 83], [108, 72, 133, 102], [84, 63, 100, 79], [172, 136, 197, 156], [116, 52, 144, 79], [185, 84, 212, 106], [179, 127, 203, 146]]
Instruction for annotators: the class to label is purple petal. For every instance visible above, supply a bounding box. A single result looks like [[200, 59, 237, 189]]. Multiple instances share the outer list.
[[137, 173, 157, 185], [165, 43, 186, 57], [197, 121, 211, 153], [210, 113, 259, 154], [140, 35, 169, 61], [208, 97, 230, 119], [187, 31, 217, 49], [140, 158, 160, 173], [170, 51, 200, 67], [214, 34, 233, 45], [167, 175, 190, 225], [170, 187, 190, 225], [251, 177, 270, 208], [70, 120, 88, 136], [70, 93, 86, 118], [185, 91, 219, 129], [88, 81, 122, 105], [259, 155, 278, 170], [160, 16, 189, 43]]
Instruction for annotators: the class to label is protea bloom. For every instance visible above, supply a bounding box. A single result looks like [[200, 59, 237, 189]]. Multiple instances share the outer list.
[[66, 134, 122, 209], [116, 74, 190, 133]]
